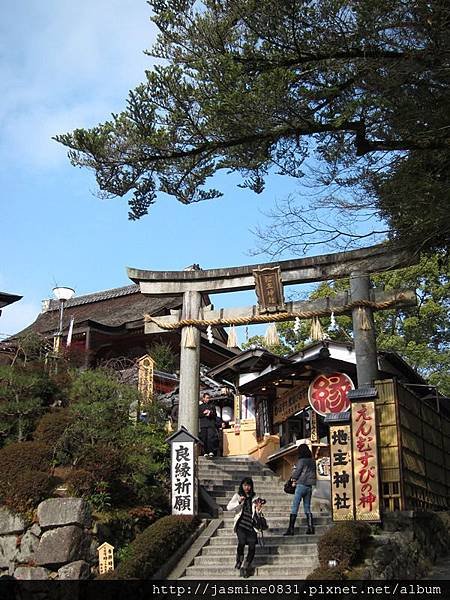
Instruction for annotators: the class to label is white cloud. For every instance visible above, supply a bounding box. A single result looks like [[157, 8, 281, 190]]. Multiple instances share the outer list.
[[0, 301, 41, 339], [0, 0, 157, 168]]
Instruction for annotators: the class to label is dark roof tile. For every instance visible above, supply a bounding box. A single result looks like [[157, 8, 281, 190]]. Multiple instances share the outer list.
[[13, 286, 183, 337]]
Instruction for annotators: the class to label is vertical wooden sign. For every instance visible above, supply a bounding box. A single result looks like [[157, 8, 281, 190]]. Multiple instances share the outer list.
[[97, 542, 114, 574], [351, 401, 381, 522], [138, 354, 155, 404], [329, 424, 355, 521], [234, 394, 241, 434], [310, 410, 319, 443]]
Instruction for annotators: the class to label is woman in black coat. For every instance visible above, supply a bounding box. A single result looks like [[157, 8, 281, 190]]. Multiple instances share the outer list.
[[283, 443, 317, 536]]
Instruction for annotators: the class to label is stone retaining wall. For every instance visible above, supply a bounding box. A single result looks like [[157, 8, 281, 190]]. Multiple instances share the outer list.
[[0, 499, 96, 580], [362, 511, 450, 579]]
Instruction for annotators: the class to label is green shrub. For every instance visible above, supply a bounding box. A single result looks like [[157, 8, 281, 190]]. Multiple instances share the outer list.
[[38, 369, 171, 511], [0, 441, 54, 513], [100, 515, 199, 579], [63, 369, 141, 456], [86, 481, 112, 512], [66, 468, 96, 496], [77, 444, 123, 483], [119, 421, 170, 506], [0, 366, 47, 444], [147, 341, 177, 373], [33, 409, 73, 447], [318, 521, 372, 569], [307, 565, 347, 580], [127, 506, 157, 527], [0, 441, 52, 481], [3, 471, 56, 513]]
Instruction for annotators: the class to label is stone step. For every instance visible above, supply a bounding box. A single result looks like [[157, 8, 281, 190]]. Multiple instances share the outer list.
[[220, 519, 329, 529], [193, 553, 318, 566], [178, 456, 325, 580], [211, 495, 319, 506], [210, 488, 308, 496], [201, 478, 283, 486], [208, 533, 322, 546], [221, 519, 328, 528], [202, 485, 286, 496], [199, 476, 284, 494], [184, 565, 318, 578], [214, 526, 327, 537], [222, 511, 329, 520], [201, 544, 318, 556], [199, 468, 276, 478], [198, 456, 259, 461], [223, 507, 330, 525], [216, 505, 305, 512], [198, 457, 268, 464], [198, 459, 274, 468]]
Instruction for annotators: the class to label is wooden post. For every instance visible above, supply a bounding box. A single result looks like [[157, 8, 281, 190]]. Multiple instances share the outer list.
[[350, 272, 378, 387], [84, 328, 91, 369], [178, 291, 201, 436]]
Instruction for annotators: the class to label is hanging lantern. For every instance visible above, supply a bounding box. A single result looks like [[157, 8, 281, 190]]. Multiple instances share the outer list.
[[310, 316, 324, 341], [227, 325, 238, 348], [264, 323, 280, 345]]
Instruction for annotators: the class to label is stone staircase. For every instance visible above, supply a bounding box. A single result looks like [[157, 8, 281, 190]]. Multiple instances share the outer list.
[[178, 456, 330, 579]]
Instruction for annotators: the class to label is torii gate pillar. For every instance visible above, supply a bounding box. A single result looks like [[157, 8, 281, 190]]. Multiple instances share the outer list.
[[178, 291, 201, 436], [350, 272, 378, 387]]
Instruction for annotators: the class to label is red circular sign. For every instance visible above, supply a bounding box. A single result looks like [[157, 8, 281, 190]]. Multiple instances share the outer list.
[[308, 372, 354, 416]]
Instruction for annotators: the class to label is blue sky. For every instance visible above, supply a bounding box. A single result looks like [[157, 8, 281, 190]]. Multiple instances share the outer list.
[[1, 1, 381, 343]]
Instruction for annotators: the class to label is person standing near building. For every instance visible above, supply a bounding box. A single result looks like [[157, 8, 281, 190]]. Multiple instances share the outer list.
[[283, 443, 317, 536], [199, 392, 219, 457]]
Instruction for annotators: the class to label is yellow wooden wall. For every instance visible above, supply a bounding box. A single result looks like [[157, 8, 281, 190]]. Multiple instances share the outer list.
[[375, 380, 403, 511], [376, 379, 450, 511]]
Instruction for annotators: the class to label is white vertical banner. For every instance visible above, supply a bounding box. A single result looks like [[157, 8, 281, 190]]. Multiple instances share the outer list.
[[171, 441, 195, 515], [66, 317, 74, 347]]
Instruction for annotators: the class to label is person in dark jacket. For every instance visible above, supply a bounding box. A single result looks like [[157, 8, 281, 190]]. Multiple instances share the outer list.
[[283, 443, 317, 536], [198, 392, 220, 457]]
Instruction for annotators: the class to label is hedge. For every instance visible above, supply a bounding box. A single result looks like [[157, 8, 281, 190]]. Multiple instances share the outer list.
[[0, 441, 54, 513], [99, 515, 200, 579], [318, 521, 371, 569], [33, 409, 73, 447], [306, 565, 346, 580]]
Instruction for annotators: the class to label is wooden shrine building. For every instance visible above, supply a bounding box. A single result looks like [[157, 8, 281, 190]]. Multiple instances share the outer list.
[[7, 284, 239, 374], [208, 341, 450, 514]]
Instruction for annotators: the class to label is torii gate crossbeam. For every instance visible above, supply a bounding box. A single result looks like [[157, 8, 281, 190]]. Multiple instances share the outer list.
[[128, 244, 417, 436]]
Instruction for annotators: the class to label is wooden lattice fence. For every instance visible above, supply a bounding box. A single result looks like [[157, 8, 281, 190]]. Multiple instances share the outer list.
[[375, 379, 450, 511]]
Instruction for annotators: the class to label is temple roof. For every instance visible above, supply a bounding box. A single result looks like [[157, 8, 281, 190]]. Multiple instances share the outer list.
[[13, 285, 185, 337], [0, 292, 22, 310]]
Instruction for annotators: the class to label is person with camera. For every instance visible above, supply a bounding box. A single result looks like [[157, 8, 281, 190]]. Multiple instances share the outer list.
[[198, 392, 220, 457], [283, 443, 317, 536], [226, 477, 267, 578]]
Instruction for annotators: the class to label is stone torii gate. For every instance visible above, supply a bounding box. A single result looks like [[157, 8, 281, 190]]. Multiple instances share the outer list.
[[128, 244, 416, 437]]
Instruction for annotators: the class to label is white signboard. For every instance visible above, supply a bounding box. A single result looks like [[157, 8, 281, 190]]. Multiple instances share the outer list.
[[171, 441, 195, 515]]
